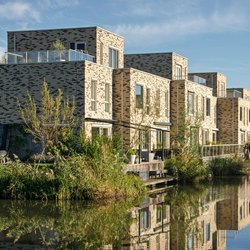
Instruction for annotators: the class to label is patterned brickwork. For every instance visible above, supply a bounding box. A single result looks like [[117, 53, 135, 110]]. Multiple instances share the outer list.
[[189, 72, 227, 97], [171, 80, 217, 145], [124, 52, 188, 80], [217, 97, 250, 144], [8, 27, 124, 68], [0, 61, 112, 133], [113, 68, 171, 149]]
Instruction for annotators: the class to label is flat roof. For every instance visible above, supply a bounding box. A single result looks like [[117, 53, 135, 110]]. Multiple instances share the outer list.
[[125, 51, 188, 60], [7, 26, 124, 39]]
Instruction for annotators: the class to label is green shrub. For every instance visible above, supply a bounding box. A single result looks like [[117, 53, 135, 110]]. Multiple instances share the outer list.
[[208, 156, 245, 176], [0, 136, 146, 200], [165, 151, 208, 183]]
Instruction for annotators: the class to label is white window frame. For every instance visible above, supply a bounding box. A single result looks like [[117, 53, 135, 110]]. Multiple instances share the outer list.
[[188, 91, 195, 115], [70, 42, 87, 52], [90, 79, 97, 111], [108, 47, 118, 68], [104, 82, 110, 112]]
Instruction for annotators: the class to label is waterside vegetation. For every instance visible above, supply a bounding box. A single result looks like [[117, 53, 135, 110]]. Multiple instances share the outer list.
[[0, 82, 146, 200]]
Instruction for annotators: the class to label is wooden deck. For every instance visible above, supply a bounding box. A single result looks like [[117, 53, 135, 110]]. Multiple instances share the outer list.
[[125, 160, 164, 172], [144, 176, 177, 187]]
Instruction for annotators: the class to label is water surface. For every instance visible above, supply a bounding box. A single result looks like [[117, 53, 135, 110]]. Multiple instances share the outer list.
[[1, 176, 250, 249]]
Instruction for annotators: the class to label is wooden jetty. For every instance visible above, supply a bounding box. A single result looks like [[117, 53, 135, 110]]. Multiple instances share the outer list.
[[125, 161, 177, 189]]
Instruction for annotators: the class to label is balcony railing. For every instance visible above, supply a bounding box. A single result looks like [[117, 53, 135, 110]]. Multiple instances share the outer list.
[[6, 49, 95, 64], [200, 144, 244, 157]]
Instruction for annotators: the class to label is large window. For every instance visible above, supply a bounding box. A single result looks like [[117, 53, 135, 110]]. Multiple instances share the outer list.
[[240, 107, 243, 121], [91, 80, 97, 111], [136, 84, 143, 109], [70, 42, 86, 51], [206, 98, 211, 116], [206, 223, 210, 241], [104, 83, 110, 112], [188, 92, 194, 115], [176, 64, 182, 79], [220, 82, 225, 97], [91, 126, 110, 138], [156, 89, 160, 116], [165, 90, 169, 117], [139, 208, 150, 232], [108, 47, 118, 68], [146, 88, 150, 114], [190, 127, 199, 147]]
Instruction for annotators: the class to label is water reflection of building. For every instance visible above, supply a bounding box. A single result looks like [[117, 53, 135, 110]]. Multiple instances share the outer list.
[[122, 193, 171, 250], [217, 176, 250, 232]]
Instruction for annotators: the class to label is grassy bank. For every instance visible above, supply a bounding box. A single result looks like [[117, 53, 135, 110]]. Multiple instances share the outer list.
[[208, 156, 245, 176], [0, 136, 146, 200]]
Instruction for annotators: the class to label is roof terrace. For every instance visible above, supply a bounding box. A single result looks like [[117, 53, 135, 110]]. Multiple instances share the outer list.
[[5, 49, 95, 64]]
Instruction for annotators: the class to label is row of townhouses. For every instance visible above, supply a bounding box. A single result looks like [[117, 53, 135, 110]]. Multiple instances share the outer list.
[[0, 26, 249, 158]]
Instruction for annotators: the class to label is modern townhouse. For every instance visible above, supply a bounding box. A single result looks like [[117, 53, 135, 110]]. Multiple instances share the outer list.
[[113, 67, 171, 153], [217, 88, 250, 144], [0, 27, 124, 156], [125, 52, 218, 146]]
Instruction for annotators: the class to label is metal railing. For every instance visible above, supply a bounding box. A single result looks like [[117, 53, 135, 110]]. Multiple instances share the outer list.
[[6, 49, 95, 64], [200, 144, 244, 157]]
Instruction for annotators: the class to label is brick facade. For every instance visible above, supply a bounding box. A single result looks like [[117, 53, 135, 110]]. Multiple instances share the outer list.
[[8, 26, 124, 68], [189, 72, 227, 97], [113, 68, 171, 150], [171, 80, 218, 145], [125, 52, 188, 80]]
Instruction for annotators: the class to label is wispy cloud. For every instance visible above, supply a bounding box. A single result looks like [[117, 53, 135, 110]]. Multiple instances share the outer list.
[[0, 1, 40, 23], [113, 0, 250, 48], [38, 0, 80, 9]]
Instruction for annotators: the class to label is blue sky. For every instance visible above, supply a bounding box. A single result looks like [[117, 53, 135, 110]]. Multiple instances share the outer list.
[[0, 0, 250, 89]]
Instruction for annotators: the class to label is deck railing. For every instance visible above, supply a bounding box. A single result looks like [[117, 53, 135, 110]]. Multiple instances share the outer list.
[[200, 144, 244, 157], [6, 49, 95, 64]]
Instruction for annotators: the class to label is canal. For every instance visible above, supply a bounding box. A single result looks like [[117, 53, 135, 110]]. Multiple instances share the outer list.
[[1, 176, 250, 249]]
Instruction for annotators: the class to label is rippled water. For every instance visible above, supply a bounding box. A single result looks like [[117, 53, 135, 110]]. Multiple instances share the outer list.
[[1, 176, 250, 249]]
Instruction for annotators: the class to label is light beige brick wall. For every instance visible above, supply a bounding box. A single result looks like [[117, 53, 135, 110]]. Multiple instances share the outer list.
[[96, 27, 124, 68], [171, 80, 217, 145], [218, 97, 250, 144], [113, 68, 171, 150], [125, 52, 188, 80], [189, 72, 227, 97]]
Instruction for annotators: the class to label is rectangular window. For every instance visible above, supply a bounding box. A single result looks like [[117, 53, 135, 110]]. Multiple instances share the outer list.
[[220, 82, 225, 97], [91, 126, 110, 138], [188, 92, 194, 115], [176, 64, 182, 79], [91, 80, 97, 111], [206, 98, 211, 116], [156, 130, 167, 149], [156, 89, 160, 116], [156, 205, 162, 223], [100, 42, 103, 65], [70, 42, 86, 51], [140, 130, 149, 150], [240, 107, 243, 121], [165, 90, 169, 117], [136, 84, 143, 109], [139, 208, 150, 231], [104, 83, 110, 112], [190, 127, 199, 147], [108, 47, 118, 68], [206, 223, 210, 241], [146, 88, 150, 115]]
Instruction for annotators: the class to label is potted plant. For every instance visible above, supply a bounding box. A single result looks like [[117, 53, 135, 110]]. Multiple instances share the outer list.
[[127, 148, 137, 164]]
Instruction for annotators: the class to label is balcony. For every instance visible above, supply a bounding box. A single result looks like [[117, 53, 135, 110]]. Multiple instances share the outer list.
[[5, 49, 95, 64], [188, 75, 207, 85]]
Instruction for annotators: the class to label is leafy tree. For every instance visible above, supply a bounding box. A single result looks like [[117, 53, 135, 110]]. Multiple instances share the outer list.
[[51, 39, 66, 50], [19, 80, 76, 155]]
